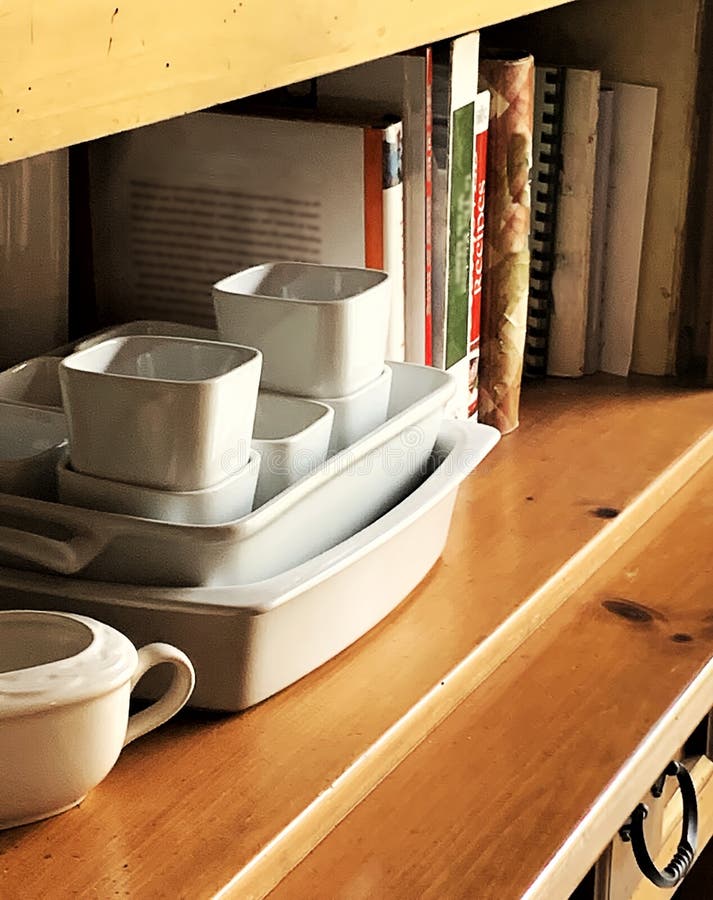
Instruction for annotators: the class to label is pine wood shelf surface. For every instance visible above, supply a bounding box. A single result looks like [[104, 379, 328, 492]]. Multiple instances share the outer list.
[[0, 378, 711, 899], [274, 453, 713, 900]]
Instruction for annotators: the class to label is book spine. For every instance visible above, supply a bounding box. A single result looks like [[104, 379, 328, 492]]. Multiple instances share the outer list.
[[363, 127, 385, 270], [430, 58, 448, 370], [478, 53, 534, 434], [584, 86, 615, 374], [444, 100, 474, 373], [467, 90, 490, 418], [424, 47, 433, 366], [524, 66, 565, 379], [381, 120, 405, 361], [433, 31, 479, 421], [599, 83, 657, 376], [547, 68, 600, 378]]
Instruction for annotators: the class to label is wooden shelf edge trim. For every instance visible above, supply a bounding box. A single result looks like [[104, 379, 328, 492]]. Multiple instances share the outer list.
[[225, 423, 713, 899]]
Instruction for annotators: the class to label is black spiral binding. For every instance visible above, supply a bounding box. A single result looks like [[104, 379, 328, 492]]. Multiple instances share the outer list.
[[525, 67, 566, 379]]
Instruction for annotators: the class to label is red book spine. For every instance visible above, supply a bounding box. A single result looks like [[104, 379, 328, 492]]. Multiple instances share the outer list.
[[468, 93, 490, 417], [424, 47, 433, 366], [363, 127, 384, 270]]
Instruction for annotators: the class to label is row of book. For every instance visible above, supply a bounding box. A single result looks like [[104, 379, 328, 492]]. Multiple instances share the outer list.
[[525, 67, 657, 383]]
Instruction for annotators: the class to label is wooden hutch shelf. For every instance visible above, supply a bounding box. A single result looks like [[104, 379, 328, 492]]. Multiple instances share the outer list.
[[2, 0, 713, 895]]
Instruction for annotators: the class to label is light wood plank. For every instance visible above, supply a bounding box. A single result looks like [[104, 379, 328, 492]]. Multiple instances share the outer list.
[[0, 0, 572, 164], [272, 457, 713, 900], [0, 378, 711, 899]]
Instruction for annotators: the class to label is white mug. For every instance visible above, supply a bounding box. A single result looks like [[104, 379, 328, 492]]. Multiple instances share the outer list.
[[0, 610, 195, 829]]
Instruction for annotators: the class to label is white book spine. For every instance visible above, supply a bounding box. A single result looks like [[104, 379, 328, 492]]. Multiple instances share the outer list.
[[382, 119, 406, 361], [599, 83, 658, 376], [584, 87, 615, 375], [547, 68, 600, 378]]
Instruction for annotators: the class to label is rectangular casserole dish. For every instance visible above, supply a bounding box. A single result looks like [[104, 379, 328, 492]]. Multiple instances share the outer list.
[[0, 420, 499, 710]]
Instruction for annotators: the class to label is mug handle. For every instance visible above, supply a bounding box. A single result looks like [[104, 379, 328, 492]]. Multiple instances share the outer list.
[[124, 642, 195, 747]]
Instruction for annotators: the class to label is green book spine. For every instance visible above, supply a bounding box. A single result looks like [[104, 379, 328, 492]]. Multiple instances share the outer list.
[[445, 101, 474, 370]]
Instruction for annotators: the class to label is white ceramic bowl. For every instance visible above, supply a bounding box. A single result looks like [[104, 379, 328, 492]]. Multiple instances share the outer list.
[[57, 450, 261, 524], [213, 262, 390, 398], [0, 357, 63, 410], [319, 365, 393, 456], [0, 609, 194, 830], [0, 402, 68, 499], [251, 393, 334, 506], [60, 336, 262, 491], [74, 320, 219, 353]]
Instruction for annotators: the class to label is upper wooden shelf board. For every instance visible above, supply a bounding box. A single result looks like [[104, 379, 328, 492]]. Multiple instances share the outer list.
[[0, 377, 711, 899], [0, 0, 573, 164]]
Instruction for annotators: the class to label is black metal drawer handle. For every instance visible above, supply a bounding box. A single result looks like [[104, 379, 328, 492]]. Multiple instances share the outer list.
[[619, 760, 698, 889]]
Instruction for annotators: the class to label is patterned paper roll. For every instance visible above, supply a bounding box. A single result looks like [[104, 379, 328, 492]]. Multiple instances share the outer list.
[[477, 53, 534, 434]]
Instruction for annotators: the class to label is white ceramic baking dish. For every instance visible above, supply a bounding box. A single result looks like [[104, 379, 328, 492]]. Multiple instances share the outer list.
[[74, 320, 219, 353], [0, 362, 454, 587], [252, 392, 334, 506], [0, 357, 63, 410], [0, 403, 68, 500], [320, 365, 392, 456], [0, 419, 500, 710], [57, 450, 261, 525]]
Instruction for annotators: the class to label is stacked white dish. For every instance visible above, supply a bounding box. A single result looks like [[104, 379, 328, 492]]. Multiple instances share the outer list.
[[214, 262, 394, 455], [0, 262, 455, 586], [0, 353, 67, 501], [0, 403, 67, 500], [74, 319, 219, 352], [55, 335, 263, 523], [0, 260, 501, 710], [59, 335, 262, 490], [0, 356, 63, 410], [0, 360, 456, 585], [252, 392, 334, 506]]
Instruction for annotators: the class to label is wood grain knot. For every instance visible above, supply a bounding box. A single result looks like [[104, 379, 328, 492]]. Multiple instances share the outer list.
[[592, 506, 620, 519], [602, 598, 664, 624]]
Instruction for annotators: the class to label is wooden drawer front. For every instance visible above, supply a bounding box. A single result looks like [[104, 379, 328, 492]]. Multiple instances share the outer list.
[[595, 754, 713, 899]]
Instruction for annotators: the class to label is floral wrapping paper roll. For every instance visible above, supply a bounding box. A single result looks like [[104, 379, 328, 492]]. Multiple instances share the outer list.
[[477, 53, 534, 434]]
